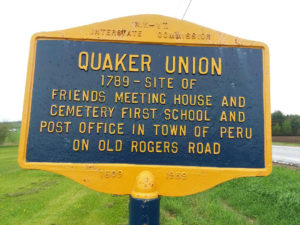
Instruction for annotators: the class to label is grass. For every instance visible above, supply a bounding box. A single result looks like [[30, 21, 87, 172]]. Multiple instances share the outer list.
[[272, 142, 300, 147], [1, 146, 299, 225], [161, 166, 300, 225], [0, 146, 128, 225]]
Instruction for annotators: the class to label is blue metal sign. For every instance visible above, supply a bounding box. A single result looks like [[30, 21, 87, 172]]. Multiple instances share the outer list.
[[26, 40, 264, 168]]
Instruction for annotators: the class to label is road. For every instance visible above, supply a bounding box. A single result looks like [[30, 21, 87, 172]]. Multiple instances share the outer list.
[[272, 145, 300, 166]]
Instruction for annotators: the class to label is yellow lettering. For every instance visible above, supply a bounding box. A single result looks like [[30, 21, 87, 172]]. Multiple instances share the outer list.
[[102, 53, 113, 71], [199, 57, 208, 74], [129, 54, 139, 72], [211, 57, 222, 75], [91, 52, 101, 70], [78, 51, 89, 71], [141, 54, 151, 72], [40, 121, 47, 132], [178, 56, 189, 74], [220, 111, 227, 122], [115, 53, 127, 71], [52, 89, 58, 100], [165, 56, 176, 74]]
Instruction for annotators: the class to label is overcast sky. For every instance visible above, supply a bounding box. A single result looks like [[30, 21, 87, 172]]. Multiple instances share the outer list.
[[1, 0, 299, 121]]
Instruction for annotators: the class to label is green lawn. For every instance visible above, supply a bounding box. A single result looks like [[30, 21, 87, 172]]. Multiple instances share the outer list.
[[1, 146, 299, 225]]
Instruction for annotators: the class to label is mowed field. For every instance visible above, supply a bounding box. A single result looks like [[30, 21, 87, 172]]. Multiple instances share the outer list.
[[0, 146, 299, 225]]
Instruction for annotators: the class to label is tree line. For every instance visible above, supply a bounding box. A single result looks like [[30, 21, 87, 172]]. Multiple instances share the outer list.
[[272, 111, 300, 136]]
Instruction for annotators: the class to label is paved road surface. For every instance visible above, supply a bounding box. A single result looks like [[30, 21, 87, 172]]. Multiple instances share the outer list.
[[272, 145, 300, 166]]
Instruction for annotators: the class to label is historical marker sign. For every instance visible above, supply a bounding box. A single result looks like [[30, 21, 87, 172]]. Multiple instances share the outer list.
[[19, 15, 271, 196]]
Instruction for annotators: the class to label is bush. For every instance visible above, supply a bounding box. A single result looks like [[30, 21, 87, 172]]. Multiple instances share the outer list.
[[0, 123, 9, 145]]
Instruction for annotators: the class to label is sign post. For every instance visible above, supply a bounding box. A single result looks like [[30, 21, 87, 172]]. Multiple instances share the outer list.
[[129, 171, 160, 225], [19, 15, 271, 224]]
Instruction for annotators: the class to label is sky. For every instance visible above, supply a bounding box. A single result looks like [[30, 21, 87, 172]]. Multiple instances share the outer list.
[[0, 0, 299, 121]]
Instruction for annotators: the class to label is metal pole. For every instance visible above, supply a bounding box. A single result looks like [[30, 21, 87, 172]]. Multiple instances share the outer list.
[[129, 171, 160, 225], [129, 196, 160, 225]]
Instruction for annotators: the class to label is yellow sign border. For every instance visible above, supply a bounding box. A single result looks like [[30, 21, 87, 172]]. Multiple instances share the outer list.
[[18, 14, 271, 197]]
